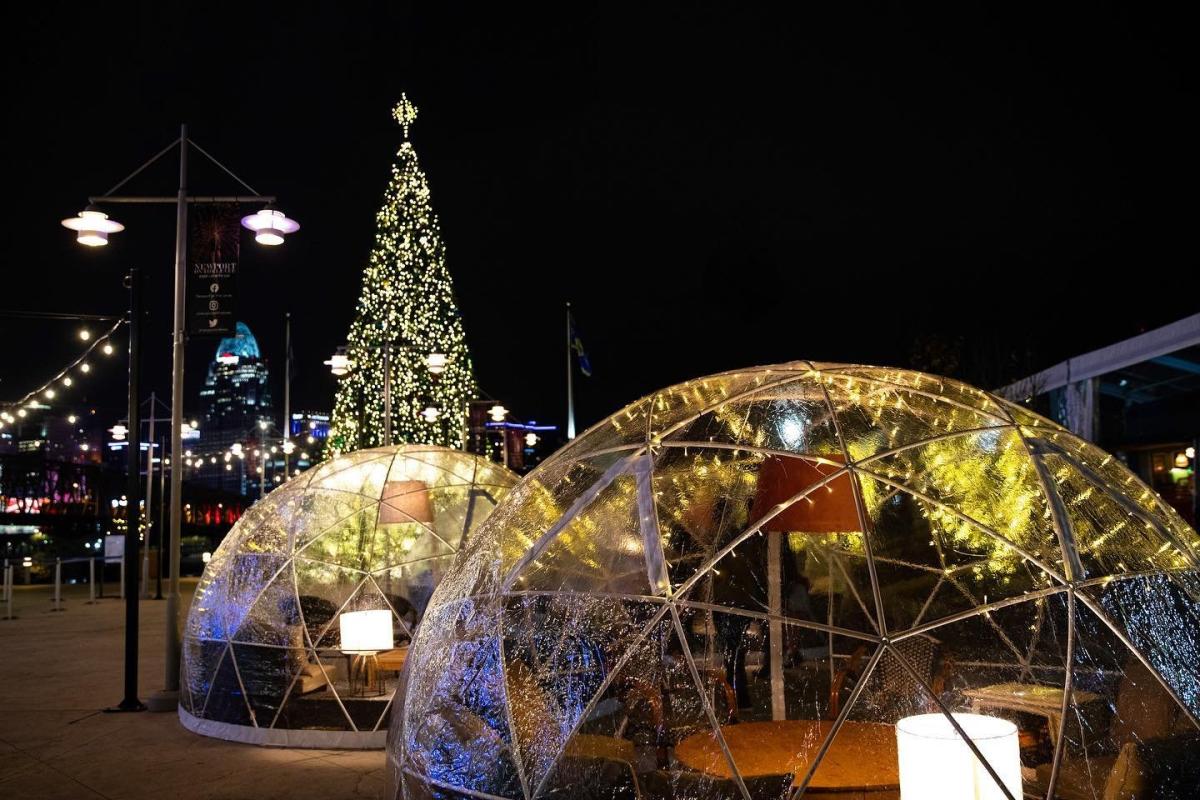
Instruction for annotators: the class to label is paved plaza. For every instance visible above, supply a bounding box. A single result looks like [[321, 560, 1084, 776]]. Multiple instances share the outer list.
[[0, 580, 386, 799]]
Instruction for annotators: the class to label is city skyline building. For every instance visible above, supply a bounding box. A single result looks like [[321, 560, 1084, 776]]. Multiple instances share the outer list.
[[191, 322, 274, 497]]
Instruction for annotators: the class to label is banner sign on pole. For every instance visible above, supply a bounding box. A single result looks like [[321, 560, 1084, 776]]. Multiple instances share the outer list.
[[188, 204, 240, 336]]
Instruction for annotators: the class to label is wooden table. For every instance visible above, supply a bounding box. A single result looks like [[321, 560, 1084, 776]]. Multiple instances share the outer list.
[[675, 720, 899, 796], [564, 733, 637, 764], [376, 646, 409, 672], [962, 682, 1100, 746]]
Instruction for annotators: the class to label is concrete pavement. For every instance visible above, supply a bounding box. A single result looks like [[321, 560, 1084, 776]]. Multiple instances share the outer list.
[[0, 580, 386, 799]]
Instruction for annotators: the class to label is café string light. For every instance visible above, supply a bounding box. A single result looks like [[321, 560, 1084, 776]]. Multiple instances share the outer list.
[[0, 318, 123, 423]]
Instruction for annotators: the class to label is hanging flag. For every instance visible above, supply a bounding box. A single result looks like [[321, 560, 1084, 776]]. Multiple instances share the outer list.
[[569, 312, 592, 377], [188, 203, 240, 336]]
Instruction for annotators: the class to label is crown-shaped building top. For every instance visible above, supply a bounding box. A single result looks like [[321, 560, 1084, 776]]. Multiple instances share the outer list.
[[392, 94, 419, 138]]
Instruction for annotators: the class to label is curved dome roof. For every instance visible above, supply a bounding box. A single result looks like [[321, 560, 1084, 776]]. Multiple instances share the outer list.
[[391, 362, 1200, 800], [214, 321, 261, 362], [180, 445, 519, 748]]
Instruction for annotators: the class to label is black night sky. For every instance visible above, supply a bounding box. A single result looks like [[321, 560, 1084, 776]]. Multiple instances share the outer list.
[[3, 5, 1197, 436]]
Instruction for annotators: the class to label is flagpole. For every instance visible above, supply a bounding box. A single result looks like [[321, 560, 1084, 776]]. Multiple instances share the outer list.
[[566, 302, 576, 440]]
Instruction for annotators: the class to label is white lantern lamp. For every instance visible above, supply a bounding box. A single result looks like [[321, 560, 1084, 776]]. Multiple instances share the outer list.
[[425, 353, 448, 376], [325, 350, 354, 376], [240, 207, 300, 245], [488, 404, 508, 423], [896, 713, 1022, 800], [61, 206, 124, 247]]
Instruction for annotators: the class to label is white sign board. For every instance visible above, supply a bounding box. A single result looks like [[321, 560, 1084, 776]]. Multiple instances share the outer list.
[[104, 535, 125, 561]]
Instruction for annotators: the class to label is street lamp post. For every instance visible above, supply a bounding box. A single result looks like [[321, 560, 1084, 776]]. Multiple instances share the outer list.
[[141, 391, 159, 600], [62, 124, 298, 712], [383, 343, 393, 443], [258, 420, 269, 497], [489, 404, 509, 469], [326, 346, 446, 446], [283, 312, 291, 477], [116, 267, 143, 711], [156, 434, 167, 601]]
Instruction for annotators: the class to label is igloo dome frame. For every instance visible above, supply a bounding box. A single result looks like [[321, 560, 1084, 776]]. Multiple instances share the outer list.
[[181, 444, 519, 749], [392, 363, 1200, 800]]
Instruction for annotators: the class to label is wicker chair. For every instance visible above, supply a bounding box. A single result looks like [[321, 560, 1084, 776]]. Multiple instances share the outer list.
[[828, 634, 947, 720]]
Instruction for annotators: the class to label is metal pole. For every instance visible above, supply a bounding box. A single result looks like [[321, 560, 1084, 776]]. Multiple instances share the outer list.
[[767, 531, 784, 720], [566, 302, 575, 440], [260, 436, 267, 498], [156, 436, 165, 600], [53, 558, 62, 612], [383, 343, 392, 445], [283, 313, 290, 476], [89, 557, 96, 604], [4, 565, 11, 620], [1192, 435, 1198, 526], [156, 123, 188, 706], [114, 266, 144, 711], [142, 391, 156, 598]]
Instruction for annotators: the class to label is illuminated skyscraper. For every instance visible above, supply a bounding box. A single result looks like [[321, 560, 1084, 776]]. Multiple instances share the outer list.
[[193, 322, 273, 496]]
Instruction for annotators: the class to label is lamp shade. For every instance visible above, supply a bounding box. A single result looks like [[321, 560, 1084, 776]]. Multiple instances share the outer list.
[[426, 353, 448, 375], [61, 207, 124, 247], [750, 454, 860, 533], [240, 207, 300, 245], [339, 609, 394, 654], [896, 713, 1021, 800], [325, 352, 353, 375], [379, 480, 434, 526]]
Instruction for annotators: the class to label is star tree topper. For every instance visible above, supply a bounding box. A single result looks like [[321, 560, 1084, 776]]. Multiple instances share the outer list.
[[393, 94, 419, 138]]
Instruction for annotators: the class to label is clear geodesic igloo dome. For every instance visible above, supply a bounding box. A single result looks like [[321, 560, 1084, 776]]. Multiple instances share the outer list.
[[390, 364, 1200, 800], [181, 445, 519, 748]]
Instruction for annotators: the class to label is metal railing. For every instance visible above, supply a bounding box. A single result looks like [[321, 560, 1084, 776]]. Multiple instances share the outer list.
[[1, 556, 126, 620]]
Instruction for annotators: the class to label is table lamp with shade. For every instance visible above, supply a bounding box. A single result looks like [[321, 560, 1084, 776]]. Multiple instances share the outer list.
[[339, 609, 395, 696], [896, 712, 1022, 800], [340, 609, 395, 654], [748, 454, 862, 719]]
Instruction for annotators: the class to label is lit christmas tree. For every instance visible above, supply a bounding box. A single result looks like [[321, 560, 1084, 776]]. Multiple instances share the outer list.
[[327, 95, 477, 454]]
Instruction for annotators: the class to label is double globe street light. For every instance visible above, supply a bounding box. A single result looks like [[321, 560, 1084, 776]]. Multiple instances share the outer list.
[[62, 205, 298, 248], [61, 124, 297, 714], [326, 347, 448, 443]]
